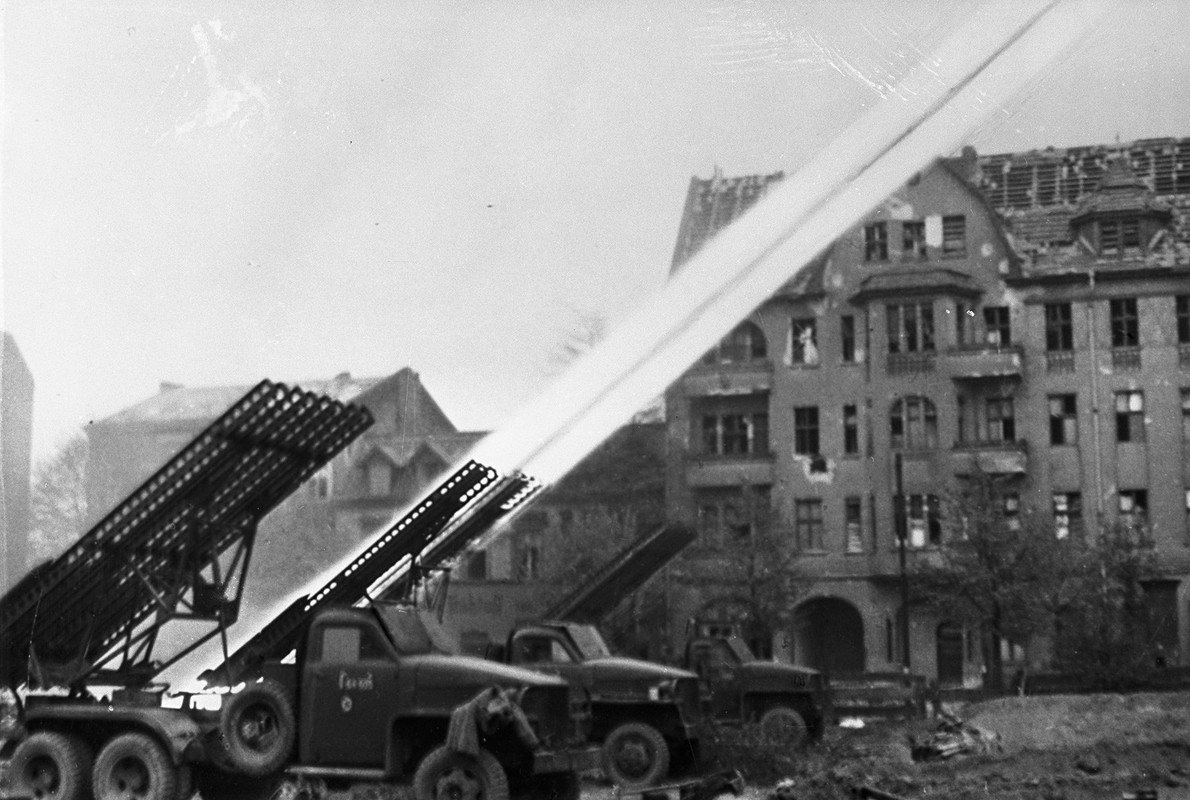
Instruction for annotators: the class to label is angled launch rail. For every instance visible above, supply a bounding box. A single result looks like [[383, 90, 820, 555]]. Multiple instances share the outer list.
[[209, 461, 538, 686], [0, 380, 373, 689], [543, 524, 695, 624]]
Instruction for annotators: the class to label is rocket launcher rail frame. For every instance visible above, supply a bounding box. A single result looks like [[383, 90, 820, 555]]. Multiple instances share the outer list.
[[208, 459, 525, 686], [0, 380, 373, 689]]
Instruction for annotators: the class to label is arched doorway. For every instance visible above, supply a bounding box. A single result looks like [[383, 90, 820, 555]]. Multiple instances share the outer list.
[[791, 597, 865, 673], [936, 622, 964, 686]]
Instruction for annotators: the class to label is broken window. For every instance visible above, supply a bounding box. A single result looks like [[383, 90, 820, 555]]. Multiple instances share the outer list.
[[843, 404, 859, 455], [1049, 394, 1077, 445], [793, 406, 820, 456], [886, 302, 935, 354], [794, 499, 824, 550], [1110, 298, 1139, 348], [898, 493, 942, 548], [942, 215, 966, 256], [840, 315, 856, 363], [985, 397, 1016, 443], [983, 306, 1012, 347], [845, 496, 863, 553], [864, 222, 888, 261], [902, 220, 927, 260], [889, 396, 938, 450], [790, 317, 819, 365], [1115, 390, 1145, 443], [1045, 302, 1074, 351], [1053, 492, 1082, 540], [1118, 489, 1149, 531]]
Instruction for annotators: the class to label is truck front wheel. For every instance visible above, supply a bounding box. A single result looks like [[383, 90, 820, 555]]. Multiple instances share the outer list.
[[413, 746, 509, 800], [601, 722, 668, 790], [10, 731, 92, 800], [92, 732, 177, 800], [758, 706, 808, 749], [218, 679, 296, 777]]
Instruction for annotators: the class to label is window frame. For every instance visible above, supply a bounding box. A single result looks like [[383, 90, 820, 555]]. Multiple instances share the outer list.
[[840, 315, 856, 363], [842, 404, 859, 455], [794, 498, 825, 551], [1044, 302, 1074, 352], [985, 397, 1016, 443], [790, 317, 819, 365], [1177, 295, 1190, 344], [942, 215, 967, 257], [1109, 298, 1139, 348], [1115, 390, 1145, 443], [864, 222, 889, 261], [886, 302, 935, 354], [844, 496, 863, 553], [982, 306, 1012, 347], [902, 220, 927, 260], [793, 406, 820, 456], [890, 396, 938, 451], [1052, 492, 1082, 540], [1048, 393, 1078, 446]]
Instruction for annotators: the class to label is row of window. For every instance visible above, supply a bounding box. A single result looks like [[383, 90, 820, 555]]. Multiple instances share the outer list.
[[863, 216, 967, 262], [701, 296, 1190, 369], [696, 488, 1158, 555], [698, 388, 1190, 458]]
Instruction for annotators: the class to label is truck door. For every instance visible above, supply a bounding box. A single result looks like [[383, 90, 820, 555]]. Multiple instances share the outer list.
[[301, 622, 400, 767], [688, 639, 741, 721]]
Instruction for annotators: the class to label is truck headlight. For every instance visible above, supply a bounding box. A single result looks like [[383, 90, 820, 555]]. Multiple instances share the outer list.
[[647, 679, 676, 702]]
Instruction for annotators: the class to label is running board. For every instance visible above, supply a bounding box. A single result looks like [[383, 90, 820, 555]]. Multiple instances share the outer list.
[[286, 766, 388, 780]]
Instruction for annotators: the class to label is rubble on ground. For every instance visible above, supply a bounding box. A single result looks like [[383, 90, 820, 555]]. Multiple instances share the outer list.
[[908, 711, 1001, 761]]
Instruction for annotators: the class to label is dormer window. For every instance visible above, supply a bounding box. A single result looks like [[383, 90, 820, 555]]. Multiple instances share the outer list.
[[1099, 217, 1141, 256]]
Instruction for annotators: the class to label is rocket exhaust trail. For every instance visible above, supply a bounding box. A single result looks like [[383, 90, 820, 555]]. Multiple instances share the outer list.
[[163, 0, 1114, 689]]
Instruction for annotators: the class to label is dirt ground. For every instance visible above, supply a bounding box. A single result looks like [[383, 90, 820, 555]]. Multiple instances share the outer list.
[[677, 692, 1190, 800]]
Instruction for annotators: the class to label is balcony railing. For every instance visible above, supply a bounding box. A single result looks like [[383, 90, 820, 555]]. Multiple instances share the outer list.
[[942, 345, 1023, 380], [886, 352, 936, 376], [1046, 350, 1075, 374], [951, 439, 1028, 475], [1111, 347, 1142, 371], [682, 360, 772, 395]]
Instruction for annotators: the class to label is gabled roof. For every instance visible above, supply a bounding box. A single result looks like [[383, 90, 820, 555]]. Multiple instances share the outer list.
[[670, 169, 785, 269]]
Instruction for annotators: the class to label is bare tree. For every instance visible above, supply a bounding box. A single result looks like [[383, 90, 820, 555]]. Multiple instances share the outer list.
[[28, 433, 90, 565]]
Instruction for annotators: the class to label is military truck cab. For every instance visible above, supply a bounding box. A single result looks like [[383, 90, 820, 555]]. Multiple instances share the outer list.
[[684, 635, 829, 747], [495, 621, 703, 790], [268, 604, 599, 788]]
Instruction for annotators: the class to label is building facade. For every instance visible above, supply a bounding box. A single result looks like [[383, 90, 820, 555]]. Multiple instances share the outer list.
[[664, 139, 1190, 684], [1, 333, 34, 593]]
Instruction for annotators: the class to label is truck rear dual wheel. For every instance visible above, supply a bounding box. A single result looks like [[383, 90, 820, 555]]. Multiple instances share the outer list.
[[92, 732, 177, 800], [218, 679, 296, 777], [413, 746, 509, 800], [10, 731, 92, 800], [601, 722, 669, 790]]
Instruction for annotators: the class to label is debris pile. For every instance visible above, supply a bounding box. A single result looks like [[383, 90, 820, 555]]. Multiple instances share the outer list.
[[908, 712, 1002, 762]]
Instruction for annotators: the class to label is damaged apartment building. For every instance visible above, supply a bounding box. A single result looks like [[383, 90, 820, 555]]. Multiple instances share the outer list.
[[663, 138, 1190, 686]]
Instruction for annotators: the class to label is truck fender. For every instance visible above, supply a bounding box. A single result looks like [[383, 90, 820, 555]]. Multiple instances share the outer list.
[[25, 703, 201, 765]]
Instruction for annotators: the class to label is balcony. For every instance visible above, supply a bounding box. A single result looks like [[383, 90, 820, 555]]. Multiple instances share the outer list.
[[951, 440, 1029, 476], [886, 352, 936, 376], [682, 361, 772, 396], [1046, 350, 1076, 374], [685, 455, 774, 488], [941, 345, 1023, 381], [1111, 347, 1142, 372]]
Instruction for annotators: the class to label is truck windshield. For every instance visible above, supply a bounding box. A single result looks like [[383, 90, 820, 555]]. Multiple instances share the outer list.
[[565, 624, 612, 659], [373, 603, 441, 655]]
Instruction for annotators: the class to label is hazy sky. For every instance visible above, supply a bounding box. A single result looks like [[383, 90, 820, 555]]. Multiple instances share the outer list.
[[5, 0, 1189, 460]]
